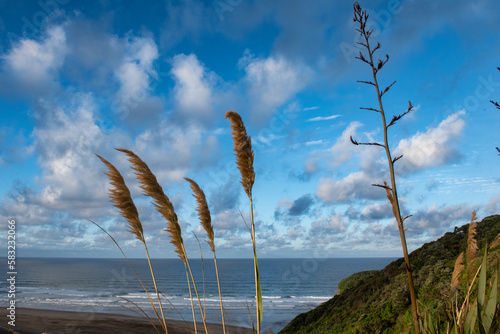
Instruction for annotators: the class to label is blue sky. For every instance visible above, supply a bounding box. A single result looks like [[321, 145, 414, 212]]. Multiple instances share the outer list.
[[0, 0, 499, 259]]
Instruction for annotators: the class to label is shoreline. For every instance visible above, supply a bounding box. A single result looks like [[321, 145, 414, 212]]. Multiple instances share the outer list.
[[1, 307, 253, 334]]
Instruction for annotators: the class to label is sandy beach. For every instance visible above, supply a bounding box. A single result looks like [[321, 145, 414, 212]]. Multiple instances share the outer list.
[[1, 308, 253, 334]]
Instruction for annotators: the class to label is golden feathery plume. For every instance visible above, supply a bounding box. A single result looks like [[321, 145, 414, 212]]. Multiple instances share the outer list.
[[97, 154, 144, 243], [184, 177, 215, 252], [466, 211, 478, 266], [489, 232, 500, 250], [117, 148, 185, 262], [450, 252, 464, 295], [225, 111, 255, 200]]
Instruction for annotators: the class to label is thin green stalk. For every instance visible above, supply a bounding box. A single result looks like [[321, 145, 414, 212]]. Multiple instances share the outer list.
[[213, 253, 226, 334], [250, 198, 262, 334], [120, 297, 162, 334], [144, 243, 168, 333], [225, 110, 259, 332], [88, 220, 166, 333], [185, 262, 198, 334], [183, 244, 209, 334], [156, 291, 194, 332], [368, 40, 419, 331], [194, 233, 207, 318]]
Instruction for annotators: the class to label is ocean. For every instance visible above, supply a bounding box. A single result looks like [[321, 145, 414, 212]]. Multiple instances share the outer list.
[[2, 257, 395, 332]]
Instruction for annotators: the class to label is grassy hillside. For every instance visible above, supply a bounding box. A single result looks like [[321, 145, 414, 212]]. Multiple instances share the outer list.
[[279, 215, 500, 333]]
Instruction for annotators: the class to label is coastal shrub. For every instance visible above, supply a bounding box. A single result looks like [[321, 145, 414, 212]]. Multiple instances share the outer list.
[[419, 213, 500, 333]]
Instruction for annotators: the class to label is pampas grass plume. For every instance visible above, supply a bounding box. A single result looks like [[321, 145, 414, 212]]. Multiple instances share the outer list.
[[96, 154, 144, 243], [117, 148, 185, 262], [466, 211, 478, 266], [450, 252, 464, 295], [184, 177, 215, 252], [225, 111, 255, 200]]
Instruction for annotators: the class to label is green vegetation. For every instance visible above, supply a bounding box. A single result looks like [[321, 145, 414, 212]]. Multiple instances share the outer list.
[[336, 271, 378, 296], [279, 215, 500, 333]]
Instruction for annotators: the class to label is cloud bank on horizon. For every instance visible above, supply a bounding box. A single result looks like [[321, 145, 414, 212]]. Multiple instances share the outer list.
[[0, 0, 499, 258]]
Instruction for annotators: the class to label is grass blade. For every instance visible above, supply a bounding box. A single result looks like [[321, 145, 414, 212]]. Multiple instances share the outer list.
[[88, 220, 167, 333]]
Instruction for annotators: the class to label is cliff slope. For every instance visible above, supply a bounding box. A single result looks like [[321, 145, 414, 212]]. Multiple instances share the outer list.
[[279, 215, 500, 333]]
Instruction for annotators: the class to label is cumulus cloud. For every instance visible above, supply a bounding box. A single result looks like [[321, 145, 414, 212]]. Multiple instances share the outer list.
[[329, 121, 363, 168], [316, 132, 387, 204], [406, 203, 477, 239], [170, 53, 215, 123], [357, 201, 395, 221], [1, 95, 114, 226], [316, 171, 384, 204], [241, 51, 312, 124], [113, 36, 164, 124], [394, 111, 466, 174], [316, 110, 467, 205], [207, 208, 254, 252], [132, 123, 219, 183], [1, 26, 67, 94], [116, 37, 158, 97], [305, 214, 349, 248]]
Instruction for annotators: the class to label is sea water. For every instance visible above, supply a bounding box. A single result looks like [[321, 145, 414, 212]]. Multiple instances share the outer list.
[[0, 257, 394, 332]]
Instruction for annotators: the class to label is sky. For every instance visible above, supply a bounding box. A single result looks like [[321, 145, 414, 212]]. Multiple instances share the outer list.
[[0, 0, 499, 259]]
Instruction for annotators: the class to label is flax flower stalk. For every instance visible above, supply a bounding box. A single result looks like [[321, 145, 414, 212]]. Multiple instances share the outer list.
[[185, 177, 226, 334], [118, 149, 208, 334], [96, 154, 168, 333], [352, 3, 419, 332], [225, 111, 262, 334]]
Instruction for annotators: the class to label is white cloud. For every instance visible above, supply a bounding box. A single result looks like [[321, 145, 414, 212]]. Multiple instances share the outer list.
[[394, 111, 466, 174], [307, 114, 341, 122], [133, 123, 209, 183], [329, 121, 362, 168], [114, 36, 163, 122], [315, 122, 389, 204], [241, 51, 311, 124], [1, 95, 115, 226], [2, 26, 67, 92], [171, 53, 214, 121], [360, 201, 394, 220], [311, 215, 346, 233], [408, 203, 477, 238], [32, 95, 110, 208], [316, 171, 384, 203]]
